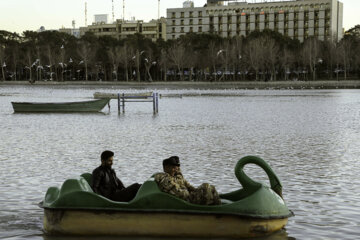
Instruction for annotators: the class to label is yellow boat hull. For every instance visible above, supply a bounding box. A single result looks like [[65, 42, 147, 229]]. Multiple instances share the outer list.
[[44, 209, 288, 238]]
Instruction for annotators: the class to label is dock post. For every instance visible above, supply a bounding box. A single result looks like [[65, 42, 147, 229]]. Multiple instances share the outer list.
[[156, 93, 159, 113], [152, 92, 156, 114], [117, 93, 120, 113], [122, 93, 125, 113]]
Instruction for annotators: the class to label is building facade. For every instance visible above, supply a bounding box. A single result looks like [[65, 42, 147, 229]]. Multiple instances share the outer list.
[[59, 28, 81, 38], [166, 0, 343, 42], [79, 18, 167, 41]]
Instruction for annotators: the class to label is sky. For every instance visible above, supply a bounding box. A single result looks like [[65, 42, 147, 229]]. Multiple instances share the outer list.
[[0, 0, 358, 34]]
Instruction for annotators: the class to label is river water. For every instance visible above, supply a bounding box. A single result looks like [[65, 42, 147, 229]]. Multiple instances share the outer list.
[[0, 85, 359, 240]]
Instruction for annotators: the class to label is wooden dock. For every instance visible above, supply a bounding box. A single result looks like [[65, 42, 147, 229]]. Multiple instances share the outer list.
[[94, 92, 159, 114]]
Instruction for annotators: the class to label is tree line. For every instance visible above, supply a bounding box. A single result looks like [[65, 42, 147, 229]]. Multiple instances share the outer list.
[[0, 28, 359, 82]]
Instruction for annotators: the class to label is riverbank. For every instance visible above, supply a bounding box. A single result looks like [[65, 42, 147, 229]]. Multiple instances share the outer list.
[[1, 80, 360, 89]]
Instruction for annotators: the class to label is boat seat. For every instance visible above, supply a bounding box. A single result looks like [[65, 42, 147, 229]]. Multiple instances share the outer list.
[[81, 173, 93, 186]]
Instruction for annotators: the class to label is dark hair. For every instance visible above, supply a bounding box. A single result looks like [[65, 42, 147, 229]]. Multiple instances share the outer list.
[[101, 150, 114, 161], [163, 156, 180, 167]]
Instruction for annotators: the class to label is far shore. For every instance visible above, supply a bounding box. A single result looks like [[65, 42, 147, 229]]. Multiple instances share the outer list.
[[1, 80, 360, 90]]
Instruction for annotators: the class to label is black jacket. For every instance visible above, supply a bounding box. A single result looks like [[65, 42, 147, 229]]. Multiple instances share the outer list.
[[91, 165, 125, 199]]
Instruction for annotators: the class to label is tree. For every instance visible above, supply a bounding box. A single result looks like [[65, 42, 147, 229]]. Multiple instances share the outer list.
[[158, 48, 168, 81], [118, 43, 134, 81], [263, 36, 280, 81], [279, 47, 294, 81], [218, 40, 231, 81], [108, 46, 122, 81], [0, 46, 5, 81], [338, 36, 354, 80], [77, 41, 96, 81], [167, 42, 187, 81], [207, 40, 221, 81], [301, 37, 322, 81], [143, 47, 156, 82], [245, 37, 265, 81]]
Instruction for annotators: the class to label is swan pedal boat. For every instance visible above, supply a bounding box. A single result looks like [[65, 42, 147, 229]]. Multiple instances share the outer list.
[[39, 156, 294, 238]]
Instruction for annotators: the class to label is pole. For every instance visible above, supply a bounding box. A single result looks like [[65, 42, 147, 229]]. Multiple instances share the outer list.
[[156, 93, 159, 113], [123, 0, 125, 21], [85, 2, 87, 26], [152, 92, 156, 114], [122, 93, 125, 113], [117, 93, 120, 113]]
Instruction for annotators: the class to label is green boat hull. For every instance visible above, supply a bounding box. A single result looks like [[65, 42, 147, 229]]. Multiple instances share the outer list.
[[12, 98, 110, 113], [40, 156, 294, 237]]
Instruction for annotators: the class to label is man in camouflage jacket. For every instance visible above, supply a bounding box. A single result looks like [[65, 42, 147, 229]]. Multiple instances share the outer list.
[[154, 156, 221, 205]]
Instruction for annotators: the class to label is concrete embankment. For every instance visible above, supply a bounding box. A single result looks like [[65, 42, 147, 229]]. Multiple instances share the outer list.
[[1, 80, 360, 89]]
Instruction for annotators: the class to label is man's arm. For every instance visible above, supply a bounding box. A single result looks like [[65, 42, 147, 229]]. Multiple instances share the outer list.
[[91, 169, 104, 194], [154, 173, 190, 200], [116, 177, 125, 190], [184, 179, 196, 192]]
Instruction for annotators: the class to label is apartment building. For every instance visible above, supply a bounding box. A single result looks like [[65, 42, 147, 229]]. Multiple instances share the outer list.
[[166, 0, 343, 42], [78, 18, 167, 41]]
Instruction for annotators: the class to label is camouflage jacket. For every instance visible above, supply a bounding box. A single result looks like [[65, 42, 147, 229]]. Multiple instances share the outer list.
[[154, 172, 196, 201]]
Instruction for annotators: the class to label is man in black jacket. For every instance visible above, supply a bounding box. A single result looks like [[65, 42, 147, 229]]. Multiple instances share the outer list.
[[91, 150, 141, 202]]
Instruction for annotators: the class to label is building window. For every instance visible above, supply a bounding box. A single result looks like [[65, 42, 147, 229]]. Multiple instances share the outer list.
[[325, 27, 330, 35], [199, 26, 202, 32], [171, 12, 175, 18], [315, 20, 319, 28], [181, 27, 184, 33], [172, 35, 175, 39], [172, 20, 176, 25], [181, 20, 184, 25], [325, 10, 330, 19], [190, 19, 193, 25], [315, 11, 319, 20], [190, 27, 193, 32], [172, 27, 175, 33], [181, 12, 184, 18], [199, 19, 202, 25], [304, 11, 309, 20], [189, 11, 193, 18], [198, 11, 202, 17], [255, 14, 259, 23]]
